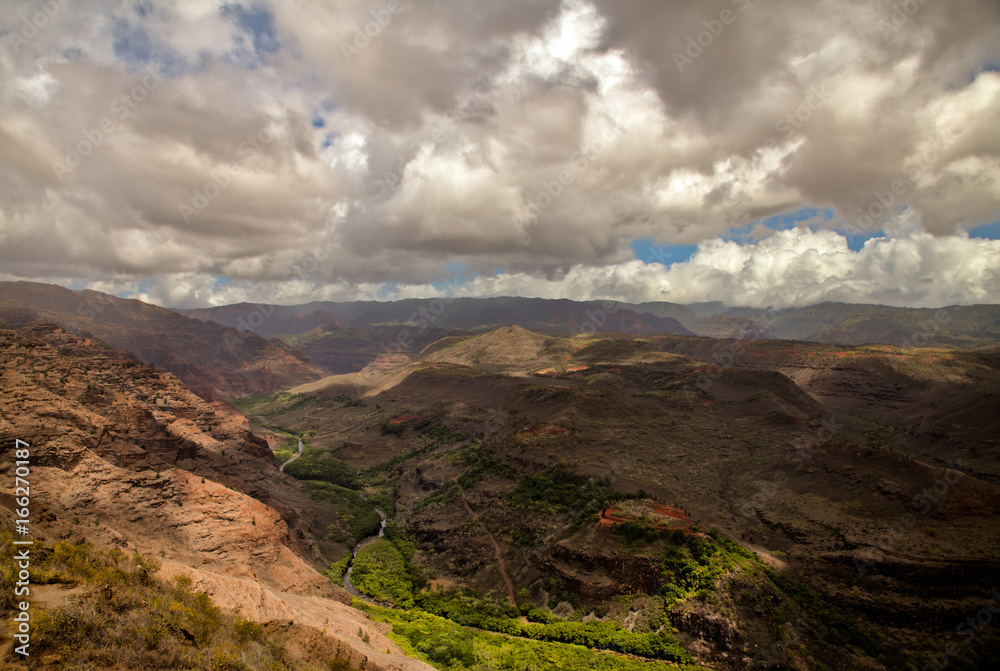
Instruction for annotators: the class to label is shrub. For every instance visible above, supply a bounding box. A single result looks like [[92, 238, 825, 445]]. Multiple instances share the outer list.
[[3, 534, 316, 670], [351, 539, 415, 608]]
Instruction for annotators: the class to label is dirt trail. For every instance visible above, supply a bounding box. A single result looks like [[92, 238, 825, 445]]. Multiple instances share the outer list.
[[458, 489, 517, 607]]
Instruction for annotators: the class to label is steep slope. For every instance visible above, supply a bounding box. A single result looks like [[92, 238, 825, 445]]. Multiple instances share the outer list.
[[241, 327, 1000, 671], [282, 324, 462, 374], [689, 314, 775, 340], [421, 325, 551, 368], [758, 302, 1000, 348], [0, 282, 327, 398], [0, 324, 433, 671]]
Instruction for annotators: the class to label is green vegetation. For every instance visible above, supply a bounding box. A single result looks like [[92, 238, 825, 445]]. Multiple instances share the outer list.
[[508, 466, 617, 513], [572, 338, 652, 361], [233, 391, 317, 420], [863, 421, 895, 450], [351, 538, 416, 608], [284, 449, 360, 489], [0, 534, 355, 670], [270, 431, 299, 464], [656, 529, 754, 605], [456, 458, 517, 487], [363, 484, 397, 517], [361, 604, 709, 671], [324, 553, 353, 582], [412, 483, 461, 510], [347, 519, 692, 664], [447, 442, 517, 487], [415, 589, 691, 661], [305, 481, 381, 546]]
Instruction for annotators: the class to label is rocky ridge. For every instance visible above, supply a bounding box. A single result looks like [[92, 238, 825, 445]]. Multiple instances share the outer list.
[[0, 324, 433, 671]]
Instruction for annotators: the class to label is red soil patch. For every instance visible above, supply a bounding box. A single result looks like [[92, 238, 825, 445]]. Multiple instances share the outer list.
[[597, 501, 701, 535], [390, 413, 433, 425]]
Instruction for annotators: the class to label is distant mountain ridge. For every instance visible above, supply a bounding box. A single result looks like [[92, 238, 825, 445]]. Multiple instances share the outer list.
[[183, 296, 695, 338], [0, 281, 327, 398], [182, 295, 1000, 349], [4, 282, 999, 400]]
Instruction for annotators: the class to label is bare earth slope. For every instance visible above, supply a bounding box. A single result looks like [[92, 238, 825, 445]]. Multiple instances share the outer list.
[[0, 324, 433, 671]]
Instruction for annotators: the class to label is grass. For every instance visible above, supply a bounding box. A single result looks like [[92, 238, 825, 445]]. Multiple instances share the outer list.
[[0, 533, 357, 670], [305, 481, 381, 546], [271, 431, 299, 464], [415, 589, 693, 662], [359, 603, 710, 671], [284, 449, 360, 489]]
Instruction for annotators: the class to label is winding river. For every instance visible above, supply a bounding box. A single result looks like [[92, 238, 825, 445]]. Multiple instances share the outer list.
[[279, 438, 304, 472], [341, 503, 387, 598]]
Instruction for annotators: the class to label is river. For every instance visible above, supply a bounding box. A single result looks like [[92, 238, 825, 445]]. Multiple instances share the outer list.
[[342, 503, 387, 598], [279, 437, 303, 472]]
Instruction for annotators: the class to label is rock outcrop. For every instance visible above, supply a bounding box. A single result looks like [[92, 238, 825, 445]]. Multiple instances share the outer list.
[[0, 324, 433, 671]]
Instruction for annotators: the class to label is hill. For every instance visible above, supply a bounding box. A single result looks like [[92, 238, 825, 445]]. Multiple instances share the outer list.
[[238, 326, 1000, 671], [0, 323, 433, 670], [0, 282, 327, 398], [183, 297, 694, 337], [182, 295, 1000, 353], [731, 302, 1000, 348]]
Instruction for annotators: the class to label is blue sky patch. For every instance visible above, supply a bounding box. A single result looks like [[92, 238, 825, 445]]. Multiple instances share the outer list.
[[631, 238, 697, 266], [433, 262, 477, 291], [221, 4, 280, 55], [968, 219, 1000, 240]]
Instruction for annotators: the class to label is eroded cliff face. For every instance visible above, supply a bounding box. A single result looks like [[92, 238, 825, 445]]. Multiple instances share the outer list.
[[0, 324, 434, 671]]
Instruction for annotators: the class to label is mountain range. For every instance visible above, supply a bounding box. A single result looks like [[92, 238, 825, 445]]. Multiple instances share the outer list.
[[1, 280, 999, 670]]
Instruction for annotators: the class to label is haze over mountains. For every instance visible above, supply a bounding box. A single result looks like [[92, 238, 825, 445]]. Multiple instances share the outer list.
[[182, 294, 1000, 348], [4, 280, 1000, 392]]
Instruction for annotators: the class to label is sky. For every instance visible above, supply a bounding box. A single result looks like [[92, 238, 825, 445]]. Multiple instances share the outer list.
[[0, 0, 998, 310]]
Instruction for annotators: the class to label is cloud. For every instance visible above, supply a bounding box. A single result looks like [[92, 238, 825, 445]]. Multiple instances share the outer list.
[[0, 0, 998, 304], [39, 226, 996, 310]]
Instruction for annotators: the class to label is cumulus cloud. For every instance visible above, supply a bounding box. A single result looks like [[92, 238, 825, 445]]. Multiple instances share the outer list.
[[0, 0, 998, 307], [38, 226, 996, 310]]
